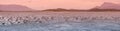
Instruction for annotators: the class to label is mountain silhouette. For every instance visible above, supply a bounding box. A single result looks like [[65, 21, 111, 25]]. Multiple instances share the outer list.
[[0, 4, 33, 11], [95, 2, 120, 10]]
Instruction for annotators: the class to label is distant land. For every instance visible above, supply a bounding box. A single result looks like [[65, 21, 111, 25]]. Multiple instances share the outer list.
[[40, 2, 120, 12], [41, 8, 120, 12], [0, 4, 34, 11], [0, 2, 120, 12], [41, 2, 120, 12], [95, 2, 120, 10]]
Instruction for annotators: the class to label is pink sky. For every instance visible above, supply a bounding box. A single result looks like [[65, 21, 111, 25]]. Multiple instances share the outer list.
[[0, 0, 120, 10]]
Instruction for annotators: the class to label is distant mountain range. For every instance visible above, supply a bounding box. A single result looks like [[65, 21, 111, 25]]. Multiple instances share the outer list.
[[0, 2, 119, 12], [0, 4, 33, 11], [95, 2, 120, 10]]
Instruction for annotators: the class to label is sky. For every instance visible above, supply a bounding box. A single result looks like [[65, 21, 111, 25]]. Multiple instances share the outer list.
[[0, 0, 120, 10]]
